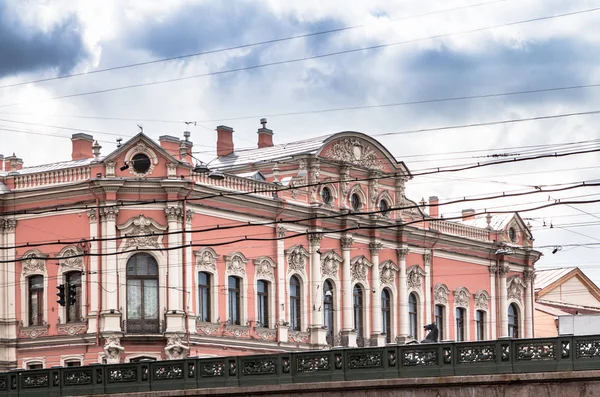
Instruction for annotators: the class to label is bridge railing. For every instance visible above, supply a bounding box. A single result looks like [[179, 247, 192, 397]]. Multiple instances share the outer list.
[[2, 335, 600, 396]]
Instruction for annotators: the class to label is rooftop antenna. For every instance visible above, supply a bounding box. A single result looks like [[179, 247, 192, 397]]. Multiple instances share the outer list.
[[137, 125, 143, 133], [116, 138, 122, 148]]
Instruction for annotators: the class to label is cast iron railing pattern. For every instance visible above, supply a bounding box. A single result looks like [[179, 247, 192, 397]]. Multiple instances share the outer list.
[[3, 335, 600, 396]]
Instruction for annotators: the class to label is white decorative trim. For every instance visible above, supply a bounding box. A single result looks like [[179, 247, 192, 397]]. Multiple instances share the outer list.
[[453, 287, 470, 308], [23, 357, 46, 369], [58, 246, 84, 270], [254, 256, 276, 281], [321, 250, 343, 279], [474, 290, 490, 311], [20, 250, 47, 275], [196, 247, 218, 271], [124, 141, 159, 178], [224, 252, 248, 277], [434, 283, 450, 305], [60, 354, 85, 367], [379, 260, 398, 286], [350, 255, 372, 283], [117, 215, 167, 251], [507, 275, 526, 303], [286, 245, 309, 275], [406, 265, 426, 290], [124, 353, 162, 363], [323, 138, 383, 170], [347, 184, 367, 211]]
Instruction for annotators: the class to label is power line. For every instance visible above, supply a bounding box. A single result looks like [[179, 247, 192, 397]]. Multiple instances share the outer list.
[[2, 6, 599, 108], [0, 0, 507, 90]]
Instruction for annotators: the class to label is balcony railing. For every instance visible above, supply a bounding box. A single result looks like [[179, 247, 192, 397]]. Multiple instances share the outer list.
[[1, 335, 600, 396], [429, 220, 491, 241], [122, 320, 162, 334], [13, 167, 91, 190]]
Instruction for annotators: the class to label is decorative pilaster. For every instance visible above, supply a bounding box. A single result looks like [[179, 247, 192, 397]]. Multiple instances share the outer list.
[[308, 232, 326, 345], [488, 264, 497, 340], [369, 242, 385, 346], [87, 210, 100, 334], [498, 263, 510, 338], [276, 227, 287, 342], [523, 268, 535, 338], [0, 218, 18, 370], [101, 206, 121, 333], [397, 247, 409, 342], [184, 210, 195, 334], [165, 206, 184, 333], [423, 251, 432, 326], [340, 236, 355, 347]]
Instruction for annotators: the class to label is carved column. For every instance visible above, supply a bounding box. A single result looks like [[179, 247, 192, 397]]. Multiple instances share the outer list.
[[523, 268, 534, 338], [370, 242, 385, 346], [340, 236, 355, 347], [423, 251, 432, 325], [308, 160, 320, 204], [489, 264, 497, 340], [308, 233, 326, 345], [395, 177, 408, 215], [165, 206, 184, 333], [87, 210, 100, 334], [101, 207, 121, 333], [397, 247, 410, 342], [0, 219, 18, 370], [184, 210, 195, 333], [498, 263, 510, 338], [277, 227, 287, 342]]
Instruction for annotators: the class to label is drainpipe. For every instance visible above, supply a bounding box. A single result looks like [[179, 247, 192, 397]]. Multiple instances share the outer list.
[[87, 180, 102, 346], [274, 198, 287, 343], [182, 183, 193, 345]]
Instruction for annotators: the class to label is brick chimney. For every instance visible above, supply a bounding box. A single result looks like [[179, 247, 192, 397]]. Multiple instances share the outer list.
[[159, 135, 181, 158], [216, 125, 234, 156], [461, 209, 476, 221], [257, 118, 273, 148], [5, 153, 23, 172], [429, 196, 439, 218], [71, 133, 94, 160]]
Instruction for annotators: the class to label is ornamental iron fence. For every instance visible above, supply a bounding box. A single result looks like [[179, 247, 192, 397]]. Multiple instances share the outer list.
[[2, 335, 600, 396]]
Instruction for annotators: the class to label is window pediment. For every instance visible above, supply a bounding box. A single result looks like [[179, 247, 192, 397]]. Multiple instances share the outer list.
[[117, 215, 167, 251], [225, 252, 248, 277]]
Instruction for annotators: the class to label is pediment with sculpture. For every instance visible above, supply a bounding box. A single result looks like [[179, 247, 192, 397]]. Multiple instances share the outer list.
[[117, 215, 167, 251]]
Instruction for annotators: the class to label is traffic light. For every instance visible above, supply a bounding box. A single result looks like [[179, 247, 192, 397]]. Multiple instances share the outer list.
[[67, 283, 77, 306], [56, 284, 66, 307]]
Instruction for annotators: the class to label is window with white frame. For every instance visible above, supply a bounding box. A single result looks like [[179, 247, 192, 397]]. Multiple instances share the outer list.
[[257, 280, 270, 328], [435, 304, 445, 341], [475, 310, 486, 341], [28, 275, 44, 326], [381, 288, 392, 343], [455, 307, 466, 342], [228, 276, 241, 325], [65, 271, 82, 323], [289, 275, 302, 331], [198, 271, 211, 323], [408, 292, 418, 338]]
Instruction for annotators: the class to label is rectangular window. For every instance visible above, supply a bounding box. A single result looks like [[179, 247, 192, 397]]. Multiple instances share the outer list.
[[257, 280, 269, 328], [289, 276, 301, 331], [228, 276, 241, 325], [475, 310, 486, 341], [456, 307, 466, 342], [28, 276, 44, 326], [435, 304, 445, 341], [27, 363, 43, 370], [65, 361, 81, 367], [198, 272, 211, 322], [66, 272, 82, 323]]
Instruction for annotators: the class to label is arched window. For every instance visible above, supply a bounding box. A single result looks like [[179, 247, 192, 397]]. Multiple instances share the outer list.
[[228, 276, 241, 325], [321, 187, 332, 205], [323, 280, 334, 337], [126, 253, 159, 333], [198, 272, 211, 323], [408, 293, 418, 338], [353, 285, 364, 341], [257, 280, 270, 328], [28, 275, 44, 326], [351, 193, 361, 211], [476, 310, 486, 341], [289, 276, 301, 331], [381, 288, 392, 343], [435, 304, 445, 341], [455, 307, 466, 342], [65, 271, 82, 323], [508, 303, 519, 338]]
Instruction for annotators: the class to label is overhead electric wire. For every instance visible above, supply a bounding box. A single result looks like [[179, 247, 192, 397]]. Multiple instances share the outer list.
[[0, 0, 508, 90], [2, 6, 599, 108], [2, 144, 599, 219], [3, 180, 599, 251]]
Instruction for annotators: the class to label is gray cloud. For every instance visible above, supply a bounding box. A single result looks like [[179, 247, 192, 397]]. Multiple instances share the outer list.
[[0, 2, 88, 78]]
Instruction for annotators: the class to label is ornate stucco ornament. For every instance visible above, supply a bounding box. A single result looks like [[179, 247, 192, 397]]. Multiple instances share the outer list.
[[254, 257, 276, 280], [379, 260, 398, 286], [453, 287, 470, 308], [324, 138, 383, 170], [321, 250, 342, 278], [286, 245, 309, 274], [350, 256, 372, 283], [507, 276, 526, 303], [474, 290, 490, 310], [58, 247, 84, 269], [406, 265, 426, 289], [225, 252, 248, 277], [118, 215, 166, 251], [196, 248, 218, 271], [434, 284, 450, 305]]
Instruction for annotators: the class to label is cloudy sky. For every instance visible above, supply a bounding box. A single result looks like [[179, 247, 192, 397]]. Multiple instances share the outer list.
[[1, 0, 600, 284]]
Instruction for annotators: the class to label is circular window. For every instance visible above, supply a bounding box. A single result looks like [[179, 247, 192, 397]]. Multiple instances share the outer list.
[[132, 153, 151, 174], [378, 199, 390, 215], [508, 227, 517, 242], [350, 193, 361, 211], [321, 187, 332, 205]]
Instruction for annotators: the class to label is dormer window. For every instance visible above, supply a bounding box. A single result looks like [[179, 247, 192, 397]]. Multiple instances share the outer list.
[[321, 187, 332, 205], [132, 153, 151, 174], [508, 227, 517, 243], [351, 193, 361, 211]]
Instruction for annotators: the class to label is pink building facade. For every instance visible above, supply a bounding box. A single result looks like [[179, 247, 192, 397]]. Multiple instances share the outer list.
[[0, 126, 540, 370]]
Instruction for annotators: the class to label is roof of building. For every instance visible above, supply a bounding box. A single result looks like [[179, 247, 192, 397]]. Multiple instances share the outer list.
[[210, 134, 334, 170], [458, 213, 514, 230], [535, 302, 573, 317], [0, 157, 100, 177], [534, 267, 578, 291]]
